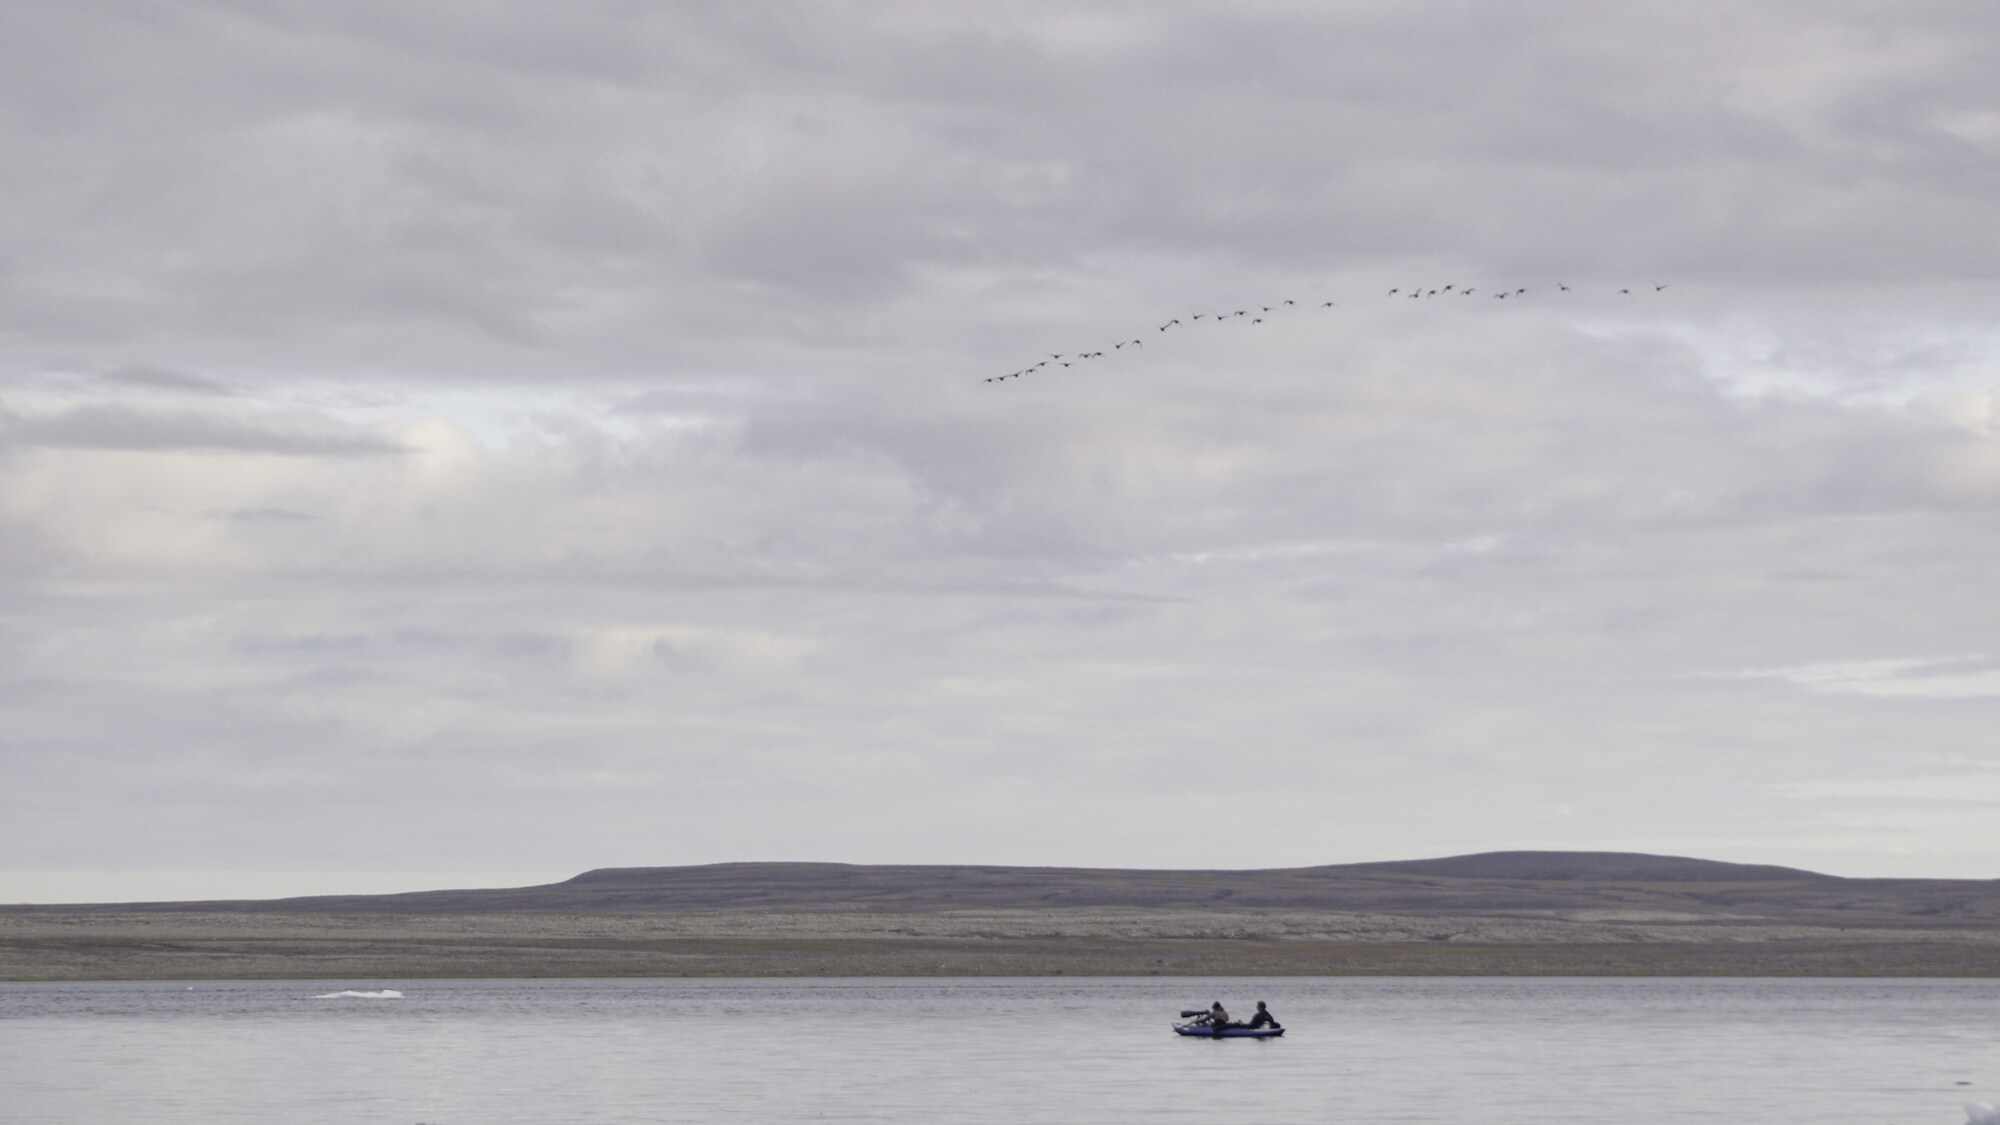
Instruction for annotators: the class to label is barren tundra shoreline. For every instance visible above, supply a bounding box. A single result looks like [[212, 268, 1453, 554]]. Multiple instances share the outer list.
[[6, 908, 2000, 981], [7, 853, 2000, 981]]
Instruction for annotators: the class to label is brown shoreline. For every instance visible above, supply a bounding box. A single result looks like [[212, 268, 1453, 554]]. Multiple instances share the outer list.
[[10, 854, 2000, 980], [7, 908, 2000, 981]]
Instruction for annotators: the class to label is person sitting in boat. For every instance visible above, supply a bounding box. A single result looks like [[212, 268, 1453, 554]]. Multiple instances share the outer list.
[[1199, 1001, 1232, 1030], [1245, 1001, 1280, 1030]]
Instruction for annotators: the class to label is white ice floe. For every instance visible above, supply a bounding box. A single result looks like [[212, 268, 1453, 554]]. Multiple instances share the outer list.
[[312, 989, 405, 999], [1965, 1103, 1998, 1125]]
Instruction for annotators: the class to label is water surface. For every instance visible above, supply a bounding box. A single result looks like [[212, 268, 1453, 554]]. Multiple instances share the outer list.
[[2, 977, 1992, 1123]]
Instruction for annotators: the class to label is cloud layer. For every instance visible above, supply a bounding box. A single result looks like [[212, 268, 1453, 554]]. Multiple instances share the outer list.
[[4, 2, 1999, 897]]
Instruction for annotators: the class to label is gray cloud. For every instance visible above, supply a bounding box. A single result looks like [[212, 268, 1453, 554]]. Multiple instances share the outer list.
[[215, 506, 317, 524], [6, 2, 1998, 378], [3, 1, 1999, 898], [98, 365, 235, 395], [0, 402, 405, 456]]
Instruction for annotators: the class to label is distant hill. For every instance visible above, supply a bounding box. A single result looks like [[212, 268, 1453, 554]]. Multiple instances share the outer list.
[[11, 851, 1999, 927], [1342, 850, 1829, 882]]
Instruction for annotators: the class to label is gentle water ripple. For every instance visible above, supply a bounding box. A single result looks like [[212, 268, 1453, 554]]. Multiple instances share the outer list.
[[2, 977, 1993, 1123]]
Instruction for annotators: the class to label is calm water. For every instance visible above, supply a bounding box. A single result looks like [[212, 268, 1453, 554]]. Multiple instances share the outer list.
[[2, 977, 1994, 1123]]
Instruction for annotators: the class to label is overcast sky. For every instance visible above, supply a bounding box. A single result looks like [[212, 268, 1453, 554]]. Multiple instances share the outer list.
[[4, 1, 1999, 903]]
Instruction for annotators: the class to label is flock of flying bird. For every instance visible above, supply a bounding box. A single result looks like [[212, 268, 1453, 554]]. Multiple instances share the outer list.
[[982, 281, 1672, 384]]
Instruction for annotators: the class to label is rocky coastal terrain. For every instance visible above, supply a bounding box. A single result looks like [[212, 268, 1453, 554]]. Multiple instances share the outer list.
[[5, 852, 1998, 980]]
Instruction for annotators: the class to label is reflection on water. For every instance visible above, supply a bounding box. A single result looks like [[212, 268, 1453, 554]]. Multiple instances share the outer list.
[[2, 977, 1993, 1124]]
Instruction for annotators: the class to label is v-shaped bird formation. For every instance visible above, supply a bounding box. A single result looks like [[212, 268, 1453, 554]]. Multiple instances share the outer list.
[[982, 282, 1671, 383]]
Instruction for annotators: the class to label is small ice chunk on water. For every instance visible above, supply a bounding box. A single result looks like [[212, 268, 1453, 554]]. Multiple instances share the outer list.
[[1965, 1102, 1998, 1125], [313, 989, 405, 999]]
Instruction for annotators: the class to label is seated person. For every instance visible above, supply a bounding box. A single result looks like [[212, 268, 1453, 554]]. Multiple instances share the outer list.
[[1200, 1001, 1231, 1028], [1245, 1001, 1280, 1030]]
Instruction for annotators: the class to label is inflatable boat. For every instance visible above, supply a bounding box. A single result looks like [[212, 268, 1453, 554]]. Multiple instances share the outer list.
[[1173, 1021, 1284, 1039]]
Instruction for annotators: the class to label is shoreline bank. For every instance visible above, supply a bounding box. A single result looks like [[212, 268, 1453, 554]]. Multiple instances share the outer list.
[[7, 908, 1998, 981]]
